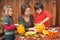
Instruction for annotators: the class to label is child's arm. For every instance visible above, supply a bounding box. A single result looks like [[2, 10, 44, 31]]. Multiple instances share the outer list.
[[40, 17, 49, 25], [40, 11, 52, 25], [4, 24, 15, 31], [3, 18, 15, 31]]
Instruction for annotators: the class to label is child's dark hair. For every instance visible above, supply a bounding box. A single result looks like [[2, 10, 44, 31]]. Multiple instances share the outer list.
[[34, 2, 44, 11], [21, 3, 31, 15]]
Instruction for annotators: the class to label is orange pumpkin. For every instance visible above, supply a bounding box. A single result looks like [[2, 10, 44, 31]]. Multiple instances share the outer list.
[[48, 29, 58, 38], [17, 24, 25, 34], [43, 30, 49, 36], [35, 24, 45, 33]]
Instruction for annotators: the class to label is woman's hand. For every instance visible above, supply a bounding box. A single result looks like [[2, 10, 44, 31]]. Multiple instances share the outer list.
[[29, 28, 34, 31], [28, 27, 38, 32]]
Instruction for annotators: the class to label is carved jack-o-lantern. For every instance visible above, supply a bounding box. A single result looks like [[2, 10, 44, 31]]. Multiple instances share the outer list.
[[35, 24, 45, 33]]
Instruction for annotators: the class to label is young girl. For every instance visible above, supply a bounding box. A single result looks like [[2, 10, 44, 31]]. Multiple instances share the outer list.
[[34, 2, 52, 29], [18, 3, 34, 32], [2, 5, 15, 40]]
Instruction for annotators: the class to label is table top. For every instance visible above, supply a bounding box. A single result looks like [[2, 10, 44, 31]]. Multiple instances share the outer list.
[[15, 27, 60, 40]]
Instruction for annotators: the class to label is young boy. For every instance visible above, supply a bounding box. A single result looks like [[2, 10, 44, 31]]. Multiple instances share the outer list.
[[34, 2, 52, 29]]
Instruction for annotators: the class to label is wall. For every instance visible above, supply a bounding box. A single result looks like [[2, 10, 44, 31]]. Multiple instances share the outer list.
[[0, 0, 57, 26]]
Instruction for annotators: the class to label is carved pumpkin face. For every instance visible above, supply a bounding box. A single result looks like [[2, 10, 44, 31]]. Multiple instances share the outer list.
[[17, 24, 25, 34], [35, 24, 45, 33]]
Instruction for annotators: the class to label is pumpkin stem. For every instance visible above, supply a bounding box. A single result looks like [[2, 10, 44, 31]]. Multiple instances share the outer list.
[[19, 22, 24, 25]]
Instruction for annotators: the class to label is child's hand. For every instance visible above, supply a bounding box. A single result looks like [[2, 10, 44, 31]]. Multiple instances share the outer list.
[[39, 23, 43, 25], [14, 24, 19, 26]]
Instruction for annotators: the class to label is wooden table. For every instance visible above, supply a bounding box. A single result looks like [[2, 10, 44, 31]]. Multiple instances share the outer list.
[[15, 27, 60, 40]]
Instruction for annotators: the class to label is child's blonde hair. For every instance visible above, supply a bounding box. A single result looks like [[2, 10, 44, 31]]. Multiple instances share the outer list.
[[2, 5, 12, 17], [1, 5, 12, 20]]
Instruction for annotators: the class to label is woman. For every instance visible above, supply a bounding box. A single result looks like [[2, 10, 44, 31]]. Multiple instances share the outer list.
[[18, 3, 34, 32]]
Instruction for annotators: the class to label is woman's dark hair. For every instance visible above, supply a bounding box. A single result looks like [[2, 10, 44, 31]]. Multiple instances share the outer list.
[[21, 3, 31, 15], [34, 2, 44, 11]]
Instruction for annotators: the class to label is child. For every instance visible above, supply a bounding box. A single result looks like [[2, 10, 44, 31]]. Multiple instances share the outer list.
[[34, 2, 52, 29], [2, 5, 15, 40]]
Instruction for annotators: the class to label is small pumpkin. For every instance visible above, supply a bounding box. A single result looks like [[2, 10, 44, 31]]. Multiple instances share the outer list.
[[17, 24, 25, 34], [35, 24, 45, 33], [43, 30, 49, 36]]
